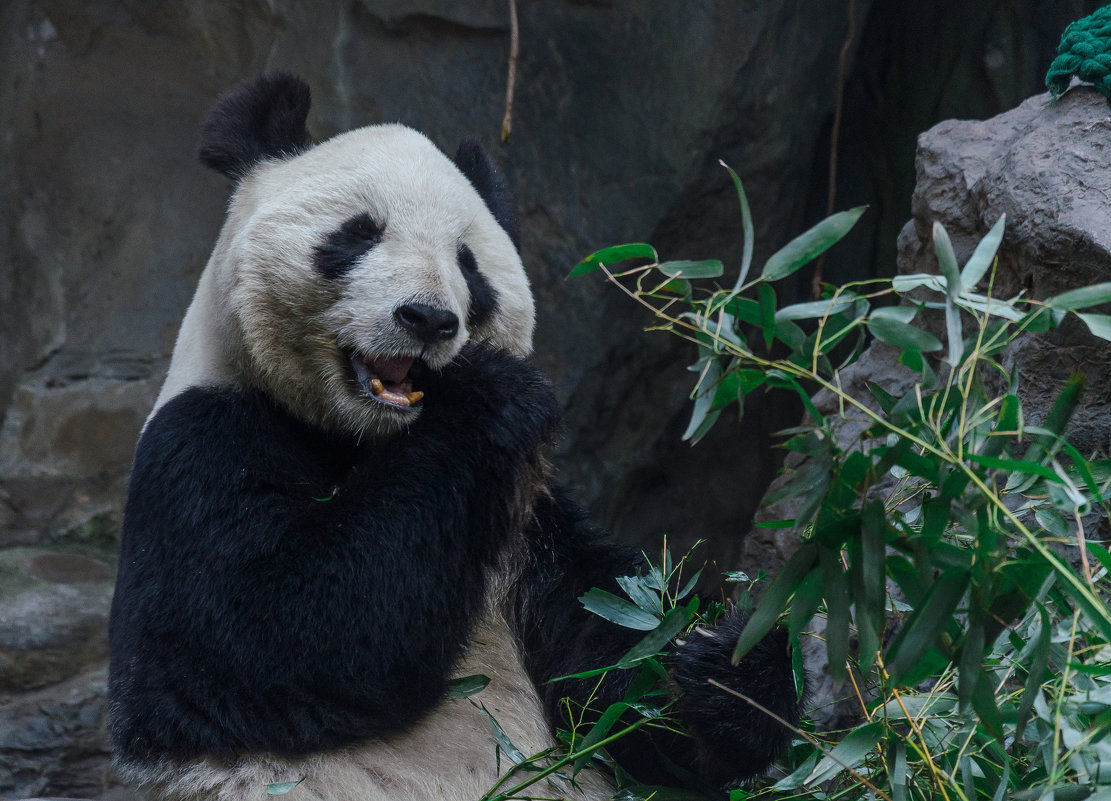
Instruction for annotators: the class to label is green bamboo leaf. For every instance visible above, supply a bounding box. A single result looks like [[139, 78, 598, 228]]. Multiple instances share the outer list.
[[266, 780, 304, 796], [965, 453, 1063, 483], [1021, 373, 1085, 470], [804, 721, 885, 786], [979, 394, 1019, 459], [618, 602, 696, 668], [571, 700, 629, 773], [858, 501, 887, 675], [579, 588, 661, 630], [733, 543, 819, 663], [569, 243, 658, 277], [774, 295, 858, 321], [445, 674, 491, 699], [889, 737, 908, 801], [887, 568, 969, 683], [870, 304, 918, 323], [683, 356, 723, 445], [761, 206, 867, 283], [933, 222, 961, 295], [821, 545, 851, 683], [892, 273, 946, 293], [933, 222, 965, 366], [1044, 281, 1111, 310], [720, 161, 755, 290], [957, 622, 984, 713], [710, 371, 742, 412], [616, 575, 662, 616], [1014, 604, 1050, 743], [960, 213, 1006, 289], [757, 282, 777, 349], [1077, 312, 1111, 341], [788, 569, 823, 642], [866, 316, 943, 352], [658, 259, 724, 279], [478, 704, 527, 765]]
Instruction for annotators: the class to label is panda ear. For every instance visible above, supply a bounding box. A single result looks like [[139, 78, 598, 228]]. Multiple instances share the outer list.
[[454, 139, 520, 249], [199, 73, 313, 180]]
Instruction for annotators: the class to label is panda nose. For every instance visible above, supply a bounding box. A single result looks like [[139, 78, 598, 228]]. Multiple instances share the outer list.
[[394, 303, 459, 344]]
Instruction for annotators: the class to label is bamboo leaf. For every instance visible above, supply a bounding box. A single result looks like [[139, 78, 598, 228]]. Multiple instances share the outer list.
[[804, 721, 885, 786], [266, 780, 304, 796], [658, 259, 724, 279], [1014, 604, 1050, 743], [618, 603, 696, 668], [892, 273, 946, 293], [1044, 281, 1111, 310], [733, 543, 819, 663], [887, 568, 969, 683], [757, 282, 777, 349], [821, 545, 851, 683], [721, 161, 756, 290], [867, 316, 943, 352], [774, 295, 858, 321], [579, 589, 661, 630], [569, 243, 658, 277], [446, 674, 491, 699], [1077, 312, 1111, 341], [478, 704, 527, 765], [683, 355, 723, 444], [761, 206, 867, 283], [960, 213, 1006, 289]]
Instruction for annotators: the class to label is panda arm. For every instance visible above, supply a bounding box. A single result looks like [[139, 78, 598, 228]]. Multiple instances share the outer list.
[[510, 484, 801, 787], [109, 345, 560, 762]]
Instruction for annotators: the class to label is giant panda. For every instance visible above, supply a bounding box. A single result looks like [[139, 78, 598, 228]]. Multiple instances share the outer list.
[[107, 73, 801, 801]]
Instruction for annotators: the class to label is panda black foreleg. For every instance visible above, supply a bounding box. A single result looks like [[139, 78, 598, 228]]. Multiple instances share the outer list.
[[510, 484, 801, 789]]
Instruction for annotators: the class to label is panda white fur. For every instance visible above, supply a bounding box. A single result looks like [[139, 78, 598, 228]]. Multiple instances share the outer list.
[[108, 74, 800, 801]]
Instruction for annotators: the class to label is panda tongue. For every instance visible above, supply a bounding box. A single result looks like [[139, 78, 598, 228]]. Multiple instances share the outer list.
[[373, 356, 414, 386]]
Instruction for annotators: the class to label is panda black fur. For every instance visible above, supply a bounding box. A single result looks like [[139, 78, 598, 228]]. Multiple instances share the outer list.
[[108, 74, 801, 801]]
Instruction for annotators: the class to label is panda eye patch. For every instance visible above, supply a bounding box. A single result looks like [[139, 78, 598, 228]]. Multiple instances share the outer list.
[[313, 212, 384, 279], [457, 243, 499, 329]]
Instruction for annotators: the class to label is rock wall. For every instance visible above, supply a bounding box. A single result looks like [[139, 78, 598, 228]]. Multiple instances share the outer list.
[[0, 0, 1099, 796]]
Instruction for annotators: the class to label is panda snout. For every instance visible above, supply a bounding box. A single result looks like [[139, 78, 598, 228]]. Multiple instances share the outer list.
[[394, 303, 460, 344]]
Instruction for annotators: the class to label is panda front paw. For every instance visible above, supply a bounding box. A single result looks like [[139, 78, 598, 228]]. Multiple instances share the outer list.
[[418, 343, 562, 451], [668, 610, 802, 786]]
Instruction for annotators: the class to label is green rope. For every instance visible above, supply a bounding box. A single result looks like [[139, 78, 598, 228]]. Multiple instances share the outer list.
[[1047, 5, 1111, 100]]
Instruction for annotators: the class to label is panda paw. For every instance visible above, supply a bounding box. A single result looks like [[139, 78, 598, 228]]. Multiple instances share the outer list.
[[418, 343, 563, 450], [668, 610, 802, 785]]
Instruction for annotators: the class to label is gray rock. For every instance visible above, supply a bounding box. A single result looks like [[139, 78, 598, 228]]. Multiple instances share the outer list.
[[0, 547, 114, 694], [0, 670, 120, 799]]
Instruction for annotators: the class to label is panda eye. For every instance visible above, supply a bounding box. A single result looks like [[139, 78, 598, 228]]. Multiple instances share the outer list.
[[457, 243, 499, 328], [457, 243, 478, 274], [313, 212, 384, 279]]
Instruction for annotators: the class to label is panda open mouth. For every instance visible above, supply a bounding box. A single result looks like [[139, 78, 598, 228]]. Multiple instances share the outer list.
[[349, 353, 425, 408]]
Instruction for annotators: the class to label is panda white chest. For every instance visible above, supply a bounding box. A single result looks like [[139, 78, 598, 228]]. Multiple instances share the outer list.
[[126, 609, 612, 801]]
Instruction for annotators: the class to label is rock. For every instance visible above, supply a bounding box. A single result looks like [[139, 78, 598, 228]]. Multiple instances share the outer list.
[[0, 547, 114, 694], [0, 670, 123, 799]]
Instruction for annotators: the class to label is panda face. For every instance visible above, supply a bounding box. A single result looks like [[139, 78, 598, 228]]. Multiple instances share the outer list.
[[209, 124, 535, 437]]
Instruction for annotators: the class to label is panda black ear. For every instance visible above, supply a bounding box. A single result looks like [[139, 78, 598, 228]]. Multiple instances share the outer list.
[[199, 73, 313, 180], [454, 139, 520, 249]]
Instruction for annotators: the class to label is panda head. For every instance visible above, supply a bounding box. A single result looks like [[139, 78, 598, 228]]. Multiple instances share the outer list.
[[184, 73, 534, 437]]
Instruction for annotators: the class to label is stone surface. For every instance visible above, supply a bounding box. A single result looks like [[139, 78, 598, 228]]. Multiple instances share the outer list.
[[0, 669, 125, 799]]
